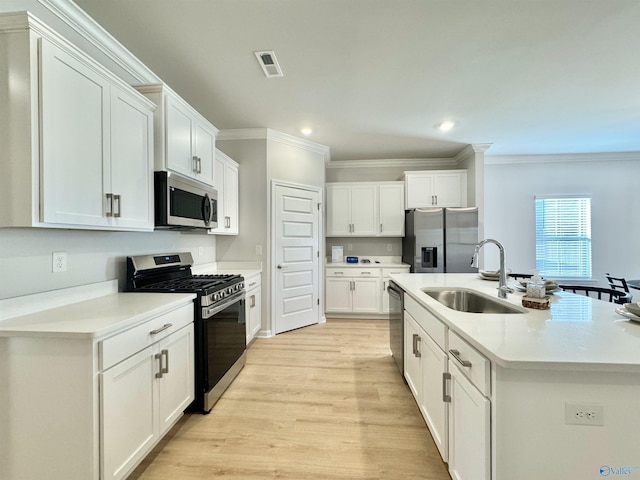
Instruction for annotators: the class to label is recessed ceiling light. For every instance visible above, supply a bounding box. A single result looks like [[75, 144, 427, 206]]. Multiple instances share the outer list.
[[300, 128, 313, 136], [436, 120, 456, 132]]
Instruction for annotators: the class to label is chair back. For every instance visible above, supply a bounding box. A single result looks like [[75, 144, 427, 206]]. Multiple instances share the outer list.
[[558, 285, 632, 304], [605, 273, 630, 293]]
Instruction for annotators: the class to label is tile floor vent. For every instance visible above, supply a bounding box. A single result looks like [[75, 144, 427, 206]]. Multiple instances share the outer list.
[[254, 50, 284, 77]]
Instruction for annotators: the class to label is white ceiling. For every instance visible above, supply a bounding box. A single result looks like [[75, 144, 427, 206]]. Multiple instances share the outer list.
[[72, 0, 640, 161]]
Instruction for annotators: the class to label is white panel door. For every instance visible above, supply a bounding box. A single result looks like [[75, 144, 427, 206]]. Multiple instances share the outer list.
[[165, 95, 194, 178], [351, 278, 380, 313], [40, 37, 109, 226], [193, 120, 215, 185], [110, 88, 154, 229], [350, 184, 377, 235], [420, 333, 449, 461], [274, 184, 320, 334], [223, 161, 239, 234], [378, 183, 405, 236], [403, 312, 422, 400], [157, 324, 194, 434], [448, 360, 490, 480], [101, 347, 158, 480], [435, 172, 465, 207], [326, 184, 351, 236], [325, 277, 352, 313]]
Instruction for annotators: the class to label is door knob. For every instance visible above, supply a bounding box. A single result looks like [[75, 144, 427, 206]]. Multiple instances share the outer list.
[[277, 264, 287, 269]]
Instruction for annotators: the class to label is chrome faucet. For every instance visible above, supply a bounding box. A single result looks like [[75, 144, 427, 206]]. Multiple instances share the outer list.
[[471, 239, 513, 298]]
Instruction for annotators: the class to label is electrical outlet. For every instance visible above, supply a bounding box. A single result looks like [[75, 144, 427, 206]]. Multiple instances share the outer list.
[[256, 245, 262, 256], [348, 244, 352, 251], [565, 402, 604, 426], [52, 251, 67, 273], [387, 244, 393, 252], [198, 246, 204, 257]]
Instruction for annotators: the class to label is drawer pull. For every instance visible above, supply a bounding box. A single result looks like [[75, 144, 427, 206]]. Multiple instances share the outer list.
[[442, 372, 451, 402], [149, 323, 172, 335], [361, 271, 371, 275], [412, 334, 421, 357], [449, 349, 472, 367]]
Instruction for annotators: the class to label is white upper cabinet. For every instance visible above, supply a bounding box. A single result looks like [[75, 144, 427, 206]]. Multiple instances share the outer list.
[[0, 14, 155, 231], [136, 84, 218, 186], [208, 149, 239, 235], [404, 170, 467, 208], [326, 182, 404, 237]]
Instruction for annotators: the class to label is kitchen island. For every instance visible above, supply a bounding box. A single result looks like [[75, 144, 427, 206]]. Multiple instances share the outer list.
[[390, 273, 640, 480]]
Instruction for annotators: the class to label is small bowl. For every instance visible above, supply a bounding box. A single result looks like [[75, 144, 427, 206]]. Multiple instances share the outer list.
[[624, 302, 640, 317]]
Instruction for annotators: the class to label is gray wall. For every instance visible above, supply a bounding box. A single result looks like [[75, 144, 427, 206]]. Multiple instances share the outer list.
[[484, 154, 640, 285], [0, 228, 216, 299]]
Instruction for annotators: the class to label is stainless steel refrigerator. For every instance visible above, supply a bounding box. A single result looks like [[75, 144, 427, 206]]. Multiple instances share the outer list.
[[402, 207, 479, 273]]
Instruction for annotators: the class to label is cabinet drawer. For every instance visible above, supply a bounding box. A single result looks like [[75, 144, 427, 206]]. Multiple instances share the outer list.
[[326, 268, 379, 277], [448, 330, 490, 397], [100, 303, 194, 371], [404, 295, 446, 350], [382, 267, 410, 278], [244, 273, 262, 290]]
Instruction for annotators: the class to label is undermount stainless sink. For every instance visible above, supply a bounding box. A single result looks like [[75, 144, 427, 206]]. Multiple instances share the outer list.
[[422, 288, 525, 314]]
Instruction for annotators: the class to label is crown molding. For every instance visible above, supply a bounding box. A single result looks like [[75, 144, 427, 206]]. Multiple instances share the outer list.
[[217, 128, 331, 161], [37, 0, 159, 84], [485, 151, 640, 165], [326, 157, 458, 169]]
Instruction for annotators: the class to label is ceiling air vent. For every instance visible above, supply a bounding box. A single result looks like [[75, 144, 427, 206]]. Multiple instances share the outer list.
[[254, 50, 284, 78]]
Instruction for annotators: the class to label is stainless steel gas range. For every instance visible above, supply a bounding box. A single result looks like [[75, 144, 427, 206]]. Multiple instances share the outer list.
[[126, 252, 246, 413]]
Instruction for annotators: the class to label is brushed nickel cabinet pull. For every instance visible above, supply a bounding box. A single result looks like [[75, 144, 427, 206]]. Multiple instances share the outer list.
[[105, 193, 113, 217], [150, 323, 172, 335], [113, 194, 121, 218], [449, 349, 472, 367], [413, 334, 421, 357], [161, 349, 169, 374], [154, 353, 163, 379], [443, 372, 451, 402]]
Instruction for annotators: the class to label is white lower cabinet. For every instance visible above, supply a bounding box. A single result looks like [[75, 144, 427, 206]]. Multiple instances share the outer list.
[[0, 299, 195, 480], [403, 295, 490, 480], [245, 273, 262, 342], [325, 268, 381, 314], [447, 360, 491, 480], [101, 317, 194, 480]]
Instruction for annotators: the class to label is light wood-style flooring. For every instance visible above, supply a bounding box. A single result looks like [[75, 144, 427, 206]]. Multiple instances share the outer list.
[[129, 319, 451, 479]]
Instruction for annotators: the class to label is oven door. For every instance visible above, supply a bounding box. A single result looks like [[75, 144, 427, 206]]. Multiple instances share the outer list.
[[201, 291, 246, 412], [155, 171, 218, 229]]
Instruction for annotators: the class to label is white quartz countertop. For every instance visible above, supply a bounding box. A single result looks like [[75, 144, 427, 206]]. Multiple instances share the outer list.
[[390, 273, 640, 372], [326, 262, 410, 268], [0, 292, 196, 339]]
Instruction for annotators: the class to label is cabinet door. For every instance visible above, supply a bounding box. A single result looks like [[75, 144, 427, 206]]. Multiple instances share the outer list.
[[434, 172, 466, 207], [448, 360, 490, 480], [420, 333, 449, 461], [325, 277, 352, 313], [403, 312, 422, 400], [246, 285, 262, 342], [350, 185, 377, 235], [40, 38, 110, 227], [223, 161, 239, 234], [378, 184, 405, 236], [405, 173, 435, 209], [157, 324, 194, 434], [165, 95, 195, 178], [101, 346, 158, 480], [209, 154, 226, 234], [193, 120, 215, 186], [352, 277, 381, 313], [110, 87, 154, 229], [326, 184, 351, 236]]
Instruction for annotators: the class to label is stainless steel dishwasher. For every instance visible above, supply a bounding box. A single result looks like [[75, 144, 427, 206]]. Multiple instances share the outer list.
[[387, 280, 404, 376]]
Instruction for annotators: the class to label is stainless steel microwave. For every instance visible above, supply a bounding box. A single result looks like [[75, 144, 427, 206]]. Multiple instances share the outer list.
[[154, 171, 218, 230]]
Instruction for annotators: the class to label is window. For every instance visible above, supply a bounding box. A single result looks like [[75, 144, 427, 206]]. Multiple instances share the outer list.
[[535, 196, 592, 279]]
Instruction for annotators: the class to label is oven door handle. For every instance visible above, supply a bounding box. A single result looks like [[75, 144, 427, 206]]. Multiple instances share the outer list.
[[202, 291, 246, 319]]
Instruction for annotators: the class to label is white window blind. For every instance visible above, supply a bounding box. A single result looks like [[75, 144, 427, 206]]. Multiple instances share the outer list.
[[535, 196, 592, 279]]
